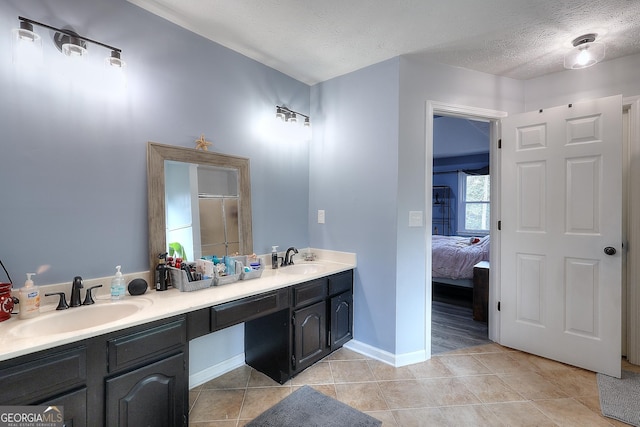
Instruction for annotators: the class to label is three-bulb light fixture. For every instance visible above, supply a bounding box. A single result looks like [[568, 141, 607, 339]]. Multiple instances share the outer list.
[[276, 106, 311, 127], [12, 16, 125, 68]]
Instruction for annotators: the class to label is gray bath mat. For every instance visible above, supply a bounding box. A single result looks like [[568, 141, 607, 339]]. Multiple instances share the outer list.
[[597, 370, 640, 426], [246, 385, 381, 427]]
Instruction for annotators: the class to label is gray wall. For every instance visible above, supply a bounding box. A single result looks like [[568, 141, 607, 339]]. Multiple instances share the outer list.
[[309, 55, 525, 356], [0, 0, 310, 286], [310, 58, 402, 355], [394, 57, 524, 357]]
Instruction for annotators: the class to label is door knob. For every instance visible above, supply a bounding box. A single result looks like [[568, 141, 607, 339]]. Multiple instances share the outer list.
[[604, 247, 616, 256]]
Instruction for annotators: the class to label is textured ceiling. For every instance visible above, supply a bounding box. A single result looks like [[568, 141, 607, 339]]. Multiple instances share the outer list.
[[127, 0, 640, 85]]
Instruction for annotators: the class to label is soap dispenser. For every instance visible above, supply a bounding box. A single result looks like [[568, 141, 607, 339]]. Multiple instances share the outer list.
[[111, 266, 126, 300], [271, 246, 279, 269], [18, 273, 40, 319]]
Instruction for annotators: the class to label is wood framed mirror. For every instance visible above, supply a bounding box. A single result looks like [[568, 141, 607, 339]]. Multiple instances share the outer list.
[[147, 142, 253, 273]]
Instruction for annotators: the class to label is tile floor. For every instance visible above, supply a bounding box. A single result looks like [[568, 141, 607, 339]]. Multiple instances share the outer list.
[[188, 344, 640, 426]]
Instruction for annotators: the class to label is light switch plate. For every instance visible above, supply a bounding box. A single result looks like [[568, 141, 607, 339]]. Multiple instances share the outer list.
[[318, 210, 325, 224], [409, 210, 423, 227]]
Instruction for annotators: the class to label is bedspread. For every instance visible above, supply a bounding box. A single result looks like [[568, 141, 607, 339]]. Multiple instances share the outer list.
[[432, 235, 490, 280]]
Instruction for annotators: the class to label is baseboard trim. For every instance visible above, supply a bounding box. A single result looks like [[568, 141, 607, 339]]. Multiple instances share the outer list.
[[344, 340, 427, 367], [189, 353, 245, 389]]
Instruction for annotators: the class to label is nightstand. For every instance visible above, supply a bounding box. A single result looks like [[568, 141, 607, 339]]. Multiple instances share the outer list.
[[473, 261, 489, 322]]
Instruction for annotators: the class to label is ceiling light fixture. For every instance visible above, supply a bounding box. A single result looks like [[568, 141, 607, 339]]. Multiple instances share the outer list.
[[14, 16, 125, 67], [564, 33, 605, 70], [275, 105, 310, 127]]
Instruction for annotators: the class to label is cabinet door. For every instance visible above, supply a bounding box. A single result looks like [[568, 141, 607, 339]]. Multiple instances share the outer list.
[[293, 301, 328, 373], [330, 291, 353, 351], [106, 352, 186, 427], [41, 387, 87, 427]]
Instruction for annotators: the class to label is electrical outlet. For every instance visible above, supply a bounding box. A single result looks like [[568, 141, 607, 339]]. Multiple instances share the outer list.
[[318, 210, 325, 224]]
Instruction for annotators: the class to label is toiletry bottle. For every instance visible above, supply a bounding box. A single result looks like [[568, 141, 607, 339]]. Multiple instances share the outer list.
[[271, 246, 279, 269], [18, 273, 40, 319], [111, 265, 126, 300], [155, 252, 168, 291]]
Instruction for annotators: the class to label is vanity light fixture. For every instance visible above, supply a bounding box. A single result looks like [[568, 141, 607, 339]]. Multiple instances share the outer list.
[[12, 20, 42, 64], [564, 33, 605, 70], [275, 105, 311, 127], [14, 16, 126, 68]]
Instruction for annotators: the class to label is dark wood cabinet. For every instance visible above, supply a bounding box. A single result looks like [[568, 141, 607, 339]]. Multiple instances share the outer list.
[[106, 352, 186, 427], [211, 288, 289, 331], [330, 291, 353, 351], [41, 387, 87, 427], [0, 345, 87, 406], [0, 268, 353, 425], [0, 316, 187, 427], [245, 269, 353, 384], [105, 317, 187, 427], [293, 300, 328, 372], [473, 261, 489, 322]]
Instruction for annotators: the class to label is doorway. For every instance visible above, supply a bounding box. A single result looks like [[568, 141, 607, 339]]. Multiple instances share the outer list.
[[431, 115, 492, 354], [425, 101, 507, 358]]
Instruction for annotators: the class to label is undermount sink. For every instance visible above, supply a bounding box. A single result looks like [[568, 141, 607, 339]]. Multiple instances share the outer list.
[[10, 298, 152, 338], [279, 263, 325, 275]]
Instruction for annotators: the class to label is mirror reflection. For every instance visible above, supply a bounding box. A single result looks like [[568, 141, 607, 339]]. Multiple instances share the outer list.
[[147, 142, 253, 273], [165, 161, 240, 260]]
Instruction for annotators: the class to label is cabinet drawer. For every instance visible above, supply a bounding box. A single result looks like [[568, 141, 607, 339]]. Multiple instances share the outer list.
[[293, 278, 328, 308], [108, 317, 186, 373], [187, 308, 211, 340], [212, 288, 289, 331], [328, 270, 352, 296], [0, 346, 86, 405]]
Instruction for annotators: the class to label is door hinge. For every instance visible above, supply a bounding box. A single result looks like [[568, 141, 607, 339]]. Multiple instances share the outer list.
[[497, 301, 501, 311], [498, 220, 502, 230], [498, 139, 502, 149], [291, 314, 295, 326], [291, 354, 296, 369], [327, 330, 331, 347]]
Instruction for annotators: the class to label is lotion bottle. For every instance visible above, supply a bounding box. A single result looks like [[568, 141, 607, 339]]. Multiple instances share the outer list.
[[271, 246, 279, 269], [111, 265, 126, 300], [18, 273, 40, 319]]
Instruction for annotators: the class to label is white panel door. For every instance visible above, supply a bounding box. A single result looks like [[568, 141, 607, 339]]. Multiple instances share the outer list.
[[501, 95, 622, 377]]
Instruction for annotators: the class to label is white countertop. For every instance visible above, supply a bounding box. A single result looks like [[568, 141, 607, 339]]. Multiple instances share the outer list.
[[0, 251, 356, 362]]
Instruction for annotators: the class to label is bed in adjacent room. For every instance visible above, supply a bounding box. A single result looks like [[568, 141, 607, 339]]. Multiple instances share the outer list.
[[432, 235, 490, 287]]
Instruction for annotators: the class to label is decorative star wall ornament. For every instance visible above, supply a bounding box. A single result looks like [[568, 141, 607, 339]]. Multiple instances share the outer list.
[[195, 134, 212, 151]]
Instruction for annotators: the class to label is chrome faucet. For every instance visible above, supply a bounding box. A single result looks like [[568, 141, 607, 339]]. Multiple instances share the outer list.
[[282, 247, 298, 266], [70, 276, 84, 307]]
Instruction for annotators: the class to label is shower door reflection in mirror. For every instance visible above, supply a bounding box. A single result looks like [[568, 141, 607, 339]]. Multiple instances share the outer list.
[[165, 160, 240, 260]]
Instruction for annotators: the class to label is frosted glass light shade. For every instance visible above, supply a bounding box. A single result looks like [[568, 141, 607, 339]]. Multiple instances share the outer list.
[[11, 22, 43, 65], [62, 37, 87, 57], [564, 42, 605, 69], [105, 50, 126, 68]]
